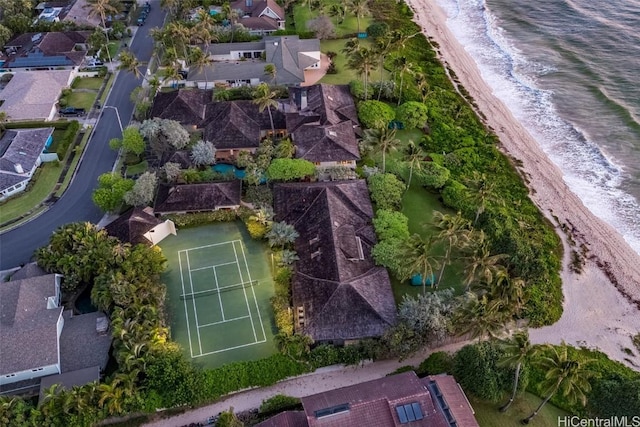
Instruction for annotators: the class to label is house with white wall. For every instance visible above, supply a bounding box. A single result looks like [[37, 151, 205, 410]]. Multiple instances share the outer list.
[[0, 274, 64, 386], [0, 127, 56, 200], [231, 0, 285, 35]]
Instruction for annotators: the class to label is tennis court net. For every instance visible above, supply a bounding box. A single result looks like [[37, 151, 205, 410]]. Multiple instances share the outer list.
[[180, 281, 258, 300]]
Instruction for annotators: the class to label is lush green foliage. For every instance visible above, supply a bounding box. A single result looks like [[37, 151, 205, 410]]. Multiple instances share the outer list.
[[163, 209, 240, 227], [357, 100, 395, 128], [396, 101, 429, 129], [415, 162, 451, 190], [367, 173, 406, 210], [372, 209, 410, 241], [453, 341, 514, 402], [589, 375, 640, 417], [123, 171, 157, 207], [371, 237, 404, 275], [398, 290, 454, 343], [92, 172, 134, 212], [271, 265, 294, 336], [121, 126, 145, 156], [259, 395, 301, 415], [266, 158, 316, 181], [418, 351, 455, 376]]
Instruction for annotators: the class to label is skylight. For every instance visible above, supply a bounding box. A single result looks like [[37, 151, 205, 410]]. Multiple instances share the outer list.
[[396, 402, 424, 424], [314, 403, 349, 418]]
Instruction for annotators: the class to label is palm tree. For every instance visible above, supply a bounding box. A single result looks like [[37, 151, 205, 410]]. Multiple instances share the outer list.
[[464, 171, 503, 224], [162, 61, 183, 87], [266, 221, 299, 248], [489, 274, 526, 319], [278, 249, 299, 266], [249, 206, 274, 227], [0, 111, 8, 131], [374, 33, 394, 100], [462, 231, 508, 291], [117, 50, 146, 80], [347, 0, 369, 33], [399, 234, 439, 294], [394, 55, 417, 105], [264, 64, 277, 85], [498, 329, 537, 412], [84, 0, 122, 64], [347, 47, 376, 99], [415, 72, 431, 102], [341, 38, 361, 56], [362, 126, 401, 172], [522, 345, 594, 424], [252, 83, 279, 134], [453, 292, 505, 340], [222, 3, 240, 42], [403, 140, 424, 188], [160, 0, 179, 15], [432, 210, 471, 285], [165, 22, 191, 61], [189, 47, 213, 89], [329, 3, 348, 24]]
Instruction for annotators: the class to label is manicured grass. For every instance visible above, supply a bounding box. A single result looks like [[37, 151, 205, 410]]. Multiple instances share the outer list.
[[66, 91, 97, 111], [46, 129, 68, 156], [319, 38, 386, 85], [292, 3, 373, 37], [125, 160, 148, 177], [470, 392, 570, 427], [72, 77, 103, 90], [0, 163, 62, 226]]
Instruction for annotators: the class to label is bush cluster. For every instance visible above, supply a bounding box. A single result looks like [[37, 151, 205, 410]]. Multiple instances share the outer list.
[[271, 266, 294, 336], [164, 209, 239, 227], [55, 120, 80, 158]]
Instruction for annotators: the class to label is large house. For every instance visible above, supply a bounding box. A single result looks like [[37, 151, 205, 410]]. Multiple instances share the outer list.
[[287, 84, 361, 168], [273, 180, 396, 343], [0, 265, 111, 392], [0, 70, 74, 121], [0, 127, 55, 200], [188, 36, 321, 87], [256, 371, 480, 427], [1, 31, 91, 71], [104, 207, 177, 246], [231, 0, 285, 35], [154, 181, 242, 215]]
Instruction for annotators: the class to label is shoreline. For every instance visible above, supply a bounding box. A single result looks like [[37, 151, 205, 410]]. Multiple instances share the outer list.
[[406, 0, 640, 367]]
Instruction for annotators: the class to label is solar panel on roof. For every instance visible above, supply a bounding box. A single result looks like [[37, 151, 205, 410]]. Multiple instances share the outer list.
[[412, 403, 424, 420], [405, 404, 417, 422], [396, 405, 409, 424]]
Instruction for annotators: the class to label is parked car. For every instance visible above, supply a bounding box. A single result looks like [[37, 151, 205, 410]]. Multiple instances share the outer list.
[[59, 107, 86, 117], [137, 17, 145, 26]]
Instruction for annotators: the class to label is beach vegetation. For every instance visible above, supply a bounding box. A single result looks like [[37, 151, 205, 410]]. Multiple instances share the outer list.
[[357, 100, 395, 128], [396, 101, 429, 129]]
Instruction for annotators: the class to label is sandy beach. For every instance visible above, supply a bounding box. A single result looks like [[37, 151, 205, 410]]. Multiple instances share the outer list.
[[405, 0, 640, 367]]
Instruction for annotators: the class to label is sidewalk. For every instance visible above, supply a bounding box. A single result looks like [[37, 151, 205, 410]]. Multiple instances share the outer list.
[[142, 340, 469, 427]]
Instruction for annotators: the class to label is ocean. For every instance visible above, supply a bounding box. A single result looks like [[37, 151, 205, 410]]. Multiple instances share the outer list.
[[434, 0, 640, 253]]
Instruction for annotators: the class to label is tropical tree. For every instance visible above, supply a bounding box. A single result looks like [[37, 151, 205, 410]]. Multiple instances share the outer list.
[[0, 111, 8, 130], [362, 126, 400, 172], [264, 64, 277, 85], [162, 61, 183, 87], [84, 0, 122, 64], [252, 83, 278, 134], [249, 206, 274, 227], [117, 50, 146, 80], [329, 3, 348, 24], [488, 274, 527, 319], [394, 56, 417, 105], [453, 292, 505, 340], [266, 221, 299, 248], [92, 172, 134, 213], [123, 171, 157, 207], [403, 140, 424, 188], [464, 171, 503, 224], [190, 140, 216, 167], [398, 234, 439, 294], [341, 38, 361, 56], [347, 0, 369, 33], [347, 47, 376, 99], [278, 249, 299, 266], [374, 33, 395, 100], [189, 47, 213, 89], [432, 210, 471, 285], [522, 345, 594, 424], [498, 329, 537, 412], [462, 232, 508, 291], [222, 2, 240, 42]]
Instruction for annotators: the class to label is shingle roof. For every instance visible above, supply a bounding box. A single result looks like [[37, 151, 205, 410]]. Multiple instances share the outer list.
[[255, 411, 308, 427], [188, 61, 270, 83], [39, 365, 100, 402], [154, 181, 241, 214], [425, 375, 480, 427], [238, 15, 280, 30], [293, 121, 360, 163], [206, 41, 266, 56], [202, 100, 286, 149], [288, 84, 359, 129], [59, 311, 112, 373], [149, 89, 211, 125], [273, 180, 396, 341], [264, 36, 320, 85], [0, 274, 62, 376], [0, 70, 72, 121], [10, 263, 47, 281], [166, 150, 193, 169], [231, 0, 284, 20], [1, 31, 91, 67], [104, 207, 163, 245], [0, 128, 54, 174]]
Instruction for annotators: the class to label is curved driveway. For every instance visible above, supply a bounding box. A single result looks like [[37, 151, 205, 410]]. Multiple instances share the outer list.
[[0, 2, 165, 269]]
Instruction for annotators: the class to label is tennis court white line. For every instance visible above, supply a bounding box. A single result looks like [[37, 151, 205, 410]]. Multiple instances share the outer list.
[[192, 339, 267, 358], [240, 241, 267, 341], [178, 240, 241, 253], [197, 315, 250, 328], [186, 251, 203, 356], [178, 252, 195, 359], [232, 241, 257, 342], [190, 261, 236, 272], [180, 281, 253, 297], [212, 265, 226, 322]]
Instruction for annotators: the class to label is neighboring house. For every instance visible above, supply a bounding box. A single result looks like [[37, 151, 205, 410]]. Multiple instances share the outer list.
[[1, 31, 91, 71], [189, 36, 321, 87], [0, 70, 74, 121], [148, 89, 212, 128], [63, 0, 102, 27], [273, 180, 396, 343], [231, 0, 285, 35], [256, 371, 480, 427], [0, 127, 55, 200], [287, 84, 361, 168], [154, 181, 242, 214], [202, 100, 286, 160], [0, 264, 111, 393], [104, 207, 177, 246], [0, 273, 64, 386]]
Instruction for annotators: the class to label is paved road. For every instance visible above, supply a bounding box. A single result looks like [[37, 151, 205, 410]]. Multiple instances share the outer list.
[[0, 2, 165, 269]]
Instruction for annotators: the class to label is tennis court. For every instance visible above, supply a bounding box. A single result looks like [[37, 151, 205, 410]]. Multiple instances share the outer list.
[[159, 222, 277, 368]]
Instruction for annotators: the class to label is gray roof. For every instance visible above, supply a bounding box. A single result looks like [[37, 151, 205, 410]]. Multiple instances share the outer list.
[[273, 180, 396, 341], [206, 41, 266, 56], [237, 16, 280, 30], [189, 61, 271, 83], [59, 311, 112, 373], [0, 274, 62, 376], [265, 36, 320, 85], [149, 89, 211, 125], [293, 121, 360, 163], [39, 365, 100, 402], [154, 181, 242, 214], [288, 84, 360, 130], [104, 207, 163, 246], [0, 70, 72, 121], [0, 173, 28, 192], [0, 127, 54, 173], [10, 262, 47, 281]]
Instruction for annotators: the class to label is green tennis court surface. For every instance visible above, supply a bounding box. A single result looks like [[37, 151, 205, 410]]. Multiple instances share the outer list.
[[159, 222, 277, 368]]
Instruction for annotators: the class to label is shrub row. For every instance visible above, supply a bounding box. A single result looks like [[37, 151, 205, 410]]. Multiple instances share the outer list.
[[163, 209, 240, 228], [271, 265, 294, 336], [56, 120, 80, 158]]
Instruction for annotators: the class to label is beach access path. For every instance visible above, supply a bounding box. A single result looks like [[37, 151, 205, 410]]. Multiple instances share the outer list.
[[404, 0, 640, 368]]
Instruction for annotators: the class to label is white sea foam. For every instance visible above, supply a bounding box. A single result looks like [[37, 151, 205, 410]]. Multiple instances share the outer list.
[[437, 0, 640, 254]]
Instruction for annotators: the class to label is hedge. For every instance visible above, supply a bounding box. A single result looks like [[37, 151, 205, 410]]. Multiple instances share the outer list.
[[163, 209, 240, 228]]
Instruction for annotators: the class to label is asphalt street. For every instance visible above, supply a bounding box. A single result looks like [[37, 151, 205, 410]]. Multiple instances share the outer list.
[[0, 1, 166, 269]]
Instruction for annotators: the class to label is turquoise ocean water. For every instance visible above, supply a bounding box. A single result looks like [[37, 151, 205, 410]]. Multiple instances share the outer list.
[[434, 0, 640, 252]]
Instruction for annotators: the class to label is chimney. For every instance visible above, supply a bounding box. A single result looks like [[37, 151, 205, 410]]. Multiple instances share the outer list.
[[14, 163, 24, 174], [300, 88, 307, 110]]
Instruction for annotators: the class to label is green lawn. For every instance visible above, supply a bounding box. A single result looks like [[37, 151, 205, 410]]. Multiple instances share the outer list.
[[46, 129, 67, 156], [319, 38, 389, 85], [0, 163, 62, 227], [72, 77, 103, 90], [292, 3, 373, 36], [125, 160, 148, 177], [471, 392, 569, 427], [56, 129, 91, 197], [66, 91, 97, 111]]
